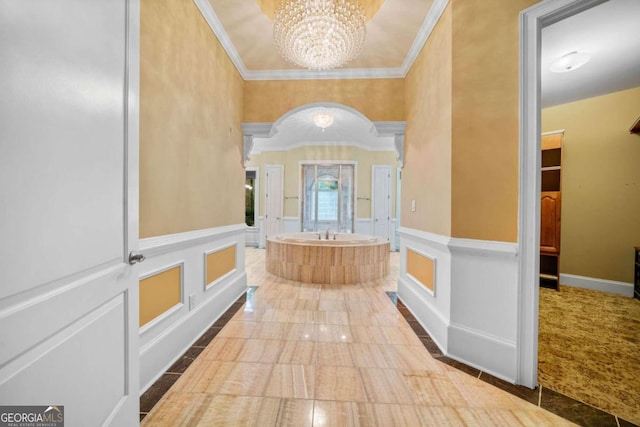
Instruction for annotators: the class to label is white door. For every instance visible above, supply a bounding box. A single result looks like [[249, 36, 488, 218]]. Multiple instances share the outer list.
[[265, 165, 284, 239], [372, 165, 391, 241], [0, 1, 140, 426]]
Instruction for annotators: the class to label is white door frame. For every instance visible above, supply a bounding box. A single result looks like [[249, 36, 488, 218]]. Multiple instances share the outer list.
[[518, 0, 607, 388]]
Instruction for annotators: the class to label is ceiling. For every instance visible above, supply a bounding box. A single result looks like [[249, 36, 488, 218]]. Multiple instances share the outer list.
[[195, 0, 640, 150], [541, 0, 640, 107]]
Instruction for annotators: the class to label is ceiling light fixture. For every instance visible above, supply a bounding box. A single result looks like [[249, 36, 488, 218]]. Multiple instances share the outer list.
[[312, 111, 335, 130], [549, 51, 591, 73], [273, 0, 366, 70]]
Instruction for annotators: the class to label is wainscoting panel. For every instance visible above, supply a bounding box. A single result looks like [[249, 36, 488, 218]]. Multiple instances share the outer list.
[[138, 224, 247, 393], [397, 227, 451, 352], [139, 264, 183, 328], [205, 244, 236, 288], [398, 227, 521, 384]]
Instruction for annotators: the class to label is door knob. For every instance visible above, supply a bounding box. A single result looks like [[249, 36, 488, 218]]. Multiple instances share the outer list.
[[128, 251, 145, 265]]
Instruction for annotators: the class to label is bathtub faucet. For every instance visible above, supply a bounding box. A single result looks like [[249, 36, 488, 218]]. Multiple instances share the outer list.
[[325, 229, 329, 240]]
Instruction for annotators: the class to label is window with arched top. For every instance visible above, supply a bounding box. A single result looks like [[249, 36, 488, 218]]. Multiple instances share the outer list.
[[301, 163, 354, 233]]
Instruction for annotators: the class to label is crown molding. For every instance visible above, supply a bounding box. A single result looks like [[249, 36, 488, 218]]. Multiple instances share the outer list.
[[194, 0, 450, 81], [193, 0, 249, 76], [401, 0, 450, 74]]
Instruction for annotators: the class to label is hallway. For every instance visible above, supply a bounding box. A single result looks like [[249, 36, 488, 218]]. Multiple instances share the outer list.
[[140, 249, 570, 426]]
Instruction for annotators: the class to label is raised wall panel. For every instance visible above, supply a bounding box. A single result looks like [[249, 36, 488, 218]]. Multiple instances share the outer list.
[[205, 245, 237, 287], [407, 248, 435, 294], [139, 265, 182, 327]]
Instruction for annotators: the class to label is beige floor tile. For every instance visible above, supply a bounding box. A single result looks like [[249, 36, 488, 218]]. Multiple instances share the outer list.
[[217, 320, 257, 338], [384, 345, 441, 371], [316, 342, 354, 366], [313, 310, 350, 325], [349, 343, 392, 368], [264, 364, 315, 399], [236, 339, 284, 363], [413, 405, 467, 427], [286, 323, 318, 341], [315, 366, 367, 402], [251, 321, 292, 340], [317, 324, 353, 343], [278, 340, 316, 365], [198, 337, 245, 361], [195, 395, 281, 426], [359, 367, 414, 404], [359, 402, 423, 426], [350, 325, 388, 344], [401, 370, 468, 407], [380, 325, 423, 346], [446, 370, 531, 410], [317, 299, 347, 312], [276, 399, 314, 427], [217, 362, 273, 396], [140, 391, 208, 426], [312, 401, 360, 426], [170, 360, 233, 393]]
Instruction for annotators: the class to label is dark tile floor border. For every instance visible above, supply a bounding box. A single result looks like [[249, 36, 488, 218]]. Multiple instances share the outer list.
[[389, 292, 639, 427], [139, 288, 637, 426]]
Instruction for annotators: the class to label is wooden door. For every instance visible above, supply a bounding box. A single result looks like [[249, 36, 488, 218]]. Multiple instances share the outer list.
[[540, 191, 561, 253], [0, 1, 140, 425]]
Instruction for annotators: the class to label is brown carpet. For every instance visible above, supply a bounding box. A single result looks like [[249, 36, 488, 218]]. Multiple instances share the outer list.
[[538, 285, 640, 424]]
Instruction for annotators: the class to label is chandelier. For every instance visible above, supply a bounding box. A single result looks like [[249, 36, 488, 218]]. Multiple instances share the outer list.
[[273, 0, 366, 70]]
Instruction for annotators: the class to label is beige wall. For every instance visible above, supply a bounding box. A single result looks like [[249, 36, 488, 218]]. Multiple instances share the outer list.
[[403, 2, 452, 236], [403, 0, 537, 242], [247, 146, 399, 219], [244, 79, 404, 123], [542, 86, 640, 283], [140, 0, 245, 238], [449, 0, 537, 242]]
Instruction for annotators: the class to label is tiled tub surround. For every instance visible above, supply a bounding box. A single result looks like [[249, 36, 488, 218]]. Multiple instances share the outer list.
[[266, 233, 390, 285]]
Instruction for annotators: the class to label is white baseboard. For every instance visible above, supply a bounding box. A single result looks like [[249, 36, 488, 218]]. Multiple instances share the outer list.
[[560, 273, 634, 297], [397, 275, 448, 352], [447, 323, 517, 383]]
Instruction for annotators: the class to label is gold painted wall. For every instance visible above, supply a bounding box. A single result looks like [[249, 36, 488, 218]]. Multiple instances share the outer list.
[[449, 0, 537, 242], [244, 79, 404, 123], [140, 0, 245, 238], [407, 249, 435, 292], [403, 3, 452, 236], [542, 87, 640, 283], [206, 245, 237, 286], [247, 146, 399, 219], [140, 266, 182, 327]]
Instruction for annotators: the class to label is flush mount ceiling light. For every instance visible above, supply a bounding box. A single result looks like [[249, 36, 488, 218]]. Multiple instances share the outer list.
[[312, 110, 335, 129], [273, 0, 366, 70], [549, 51, 591, 73]]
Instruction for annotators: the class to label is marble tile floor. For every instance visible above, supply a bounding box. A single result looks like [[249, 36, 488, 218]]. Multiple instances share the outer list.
[[539, 285, 640, 425], [140, 249, 636, 426]]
